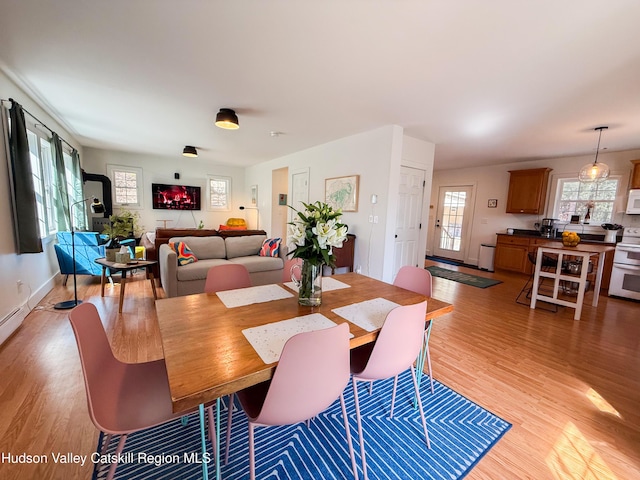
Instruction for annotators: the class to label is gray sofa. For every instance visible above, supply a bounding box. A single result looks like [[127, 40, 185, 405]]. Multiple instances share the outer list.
[[159, 234, 285, 297]]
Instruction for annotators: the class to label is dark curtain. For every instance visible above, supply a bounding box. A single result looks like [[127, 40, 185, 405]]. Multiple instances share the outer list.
[[52, 132, 71, 231], [8, 100, 43, 254]]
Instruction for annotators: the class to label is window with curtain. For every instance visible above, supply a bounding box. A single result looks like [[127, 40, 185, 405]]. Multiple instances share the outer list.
[[553, 177, 620, 224], [23, 125, 84, 237]]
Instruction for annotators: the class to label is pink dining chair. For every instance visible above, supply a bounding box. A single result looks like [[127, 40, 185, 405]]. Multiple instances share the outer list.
[[282, 256, 303, 282], [229, 323, 358, 480], [68, 303, 194, 480], [350, 301, 430, 480], [393, 265, 435, 394], [204, 263, 252, 293]]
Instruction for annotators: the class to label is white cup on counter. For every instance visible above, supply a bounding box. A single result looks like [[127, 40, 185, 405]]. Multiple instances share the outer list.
[[507, 228, 514, 235]]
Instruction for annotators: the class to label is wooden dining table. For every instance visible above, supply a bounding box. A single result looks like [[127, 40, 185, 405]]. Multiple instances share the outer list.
[[155, 272, 454, 479]]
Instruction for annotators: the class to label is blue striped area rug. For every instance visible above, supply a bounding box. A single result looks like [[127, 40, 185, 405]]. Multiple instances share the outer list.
[[93, 371, 510, 479]]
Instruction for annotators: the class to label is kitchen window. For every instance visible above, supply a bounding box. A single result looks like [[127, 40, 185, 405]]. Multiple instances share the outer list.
[[551, 176, 621, 225]]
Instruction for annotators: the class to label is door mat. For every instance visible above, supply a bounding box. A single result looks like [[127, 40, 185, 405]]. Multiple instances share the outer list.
[[426, 265, 502, 288]]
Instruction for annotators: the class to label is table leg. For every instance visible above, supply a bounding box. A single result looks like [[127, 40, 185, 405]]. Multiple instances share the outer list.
[[592, 252, 605, 307], [100, 266, 106, 297], [215, 397, 220, 480], [148, 270, 158, 300], [119, 272, 126, 313]]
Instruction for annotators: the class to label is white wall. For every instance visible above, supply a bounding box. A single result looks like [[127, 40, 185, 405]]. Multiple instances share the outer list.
[[430, 149, 640, 265], [82, 147, 246, 233], [244, 126, 436, 282], [0, 70, 83, 324]]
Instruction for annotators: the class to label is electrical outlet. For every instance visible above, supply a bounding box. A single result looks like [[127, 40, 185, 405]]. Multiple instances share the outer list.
[[373, 215, 379, 224]]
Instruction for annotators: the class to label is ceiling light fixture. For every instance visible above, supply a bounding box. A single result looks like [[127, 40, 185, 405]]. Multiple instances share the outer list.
[[182, 145, 198, 157], [579, 126, 610, 183], [215, 108, 239, 130]]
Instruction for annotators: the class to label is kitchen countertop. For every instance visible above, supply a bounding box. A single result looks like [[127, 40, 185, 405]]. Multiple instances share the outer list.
[[499, 229, 620, 245]]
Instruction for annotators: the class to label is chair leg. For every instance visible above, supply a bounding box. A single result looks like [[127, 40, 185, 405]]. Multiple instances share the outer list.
[[339, 392, 359, 480], [424, 343, 435, 394], [100, 433, 112, 455], [390, 375, 398, 419], [106, 434, 128, 480], [63, 274, 69, 286], [248, 422, 256, 480], [225, 394, 234, 465], [410, 365, 431, 449], [352, 378, 369, 480], [368, 381, 373, 395]]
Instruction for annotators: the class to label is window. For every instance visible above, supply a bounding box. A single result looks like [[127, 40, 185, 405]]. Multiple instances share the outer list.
[[107, 164, 143, 208], [207, 175, 231, 211], [26, 129, 59, 237], [553, 177, 620, 225]]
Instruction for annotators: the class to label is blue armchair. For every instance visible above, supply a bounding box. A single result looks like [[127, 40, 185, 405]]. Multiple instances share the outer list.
[[54, 232, 108, 285]]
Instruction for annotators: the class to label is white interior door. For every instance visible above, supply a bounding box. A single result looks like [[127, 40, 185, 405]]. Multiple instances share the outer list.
[[393, 166, 425, 277], [290, 168, 309, 219], [433, 185, 473, 261]]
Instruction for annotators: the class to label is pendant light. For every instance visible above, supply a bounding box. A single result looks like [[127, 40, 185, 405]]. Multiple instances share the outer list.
[[215, 108, 239, 130], [579, 126, 609, 183], [182, 145, 198, 157]]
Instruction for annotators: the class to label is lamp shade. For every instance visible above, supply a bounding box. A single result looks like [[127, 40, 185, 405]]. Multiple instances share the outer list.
[[90, 197, 105, 214], [215, 108, 239, 130], [579, 126, 609, 183], [182, 145, 198, 157], [578, 162, 610, 182]]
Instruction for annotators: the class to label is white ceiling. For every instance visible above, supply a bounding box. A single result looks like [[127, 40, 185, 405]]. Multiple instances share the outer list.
[[1, 1, 640, 171]]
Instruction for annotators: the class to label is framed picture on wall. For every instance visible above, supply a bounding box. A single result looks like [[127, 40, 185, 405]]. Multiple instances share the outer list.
[[250, 185, 258, 206], [488, 199, 498, 208], [325, 175, 359, 212]]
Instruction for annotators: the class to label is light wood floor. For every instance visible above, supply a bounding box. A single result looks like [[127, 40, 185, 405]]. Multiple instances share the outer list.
[[0, 263, 638, 479]]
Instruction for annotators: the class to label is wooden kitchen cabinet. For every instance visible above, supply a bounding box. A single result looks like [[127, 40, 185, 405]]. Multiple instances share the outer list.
[[630, 159, 640, 189], [495, 235, 531, 274], [330, 234, 356, 274], [506, 168, 552, 214]]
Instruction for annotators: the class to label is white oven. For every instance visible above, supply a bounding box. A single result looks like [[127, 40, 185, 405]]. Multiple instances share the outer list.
[[609, 228, 640, 300]]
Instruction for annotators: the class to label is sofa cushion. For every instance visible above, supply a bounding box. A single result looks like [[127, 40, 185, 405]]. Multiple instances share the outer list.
[[259, 237, 281, 257], [169, 241, 198, 265], [228, 256, 284, 273], [225, 235, 267, 259], [176, 258, 231, 282], [170, 236, 226, 260]]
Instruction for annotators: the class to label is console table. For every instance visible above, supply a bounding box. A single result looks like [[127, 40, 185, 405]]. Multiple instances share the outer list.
[[331, 233, 356, 274], [530, 243, 614, 320]]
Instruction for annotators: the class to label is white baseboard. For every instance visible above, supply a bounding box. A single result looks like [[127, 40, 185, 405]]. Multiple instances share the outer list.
[[0, 305, 28, 345]]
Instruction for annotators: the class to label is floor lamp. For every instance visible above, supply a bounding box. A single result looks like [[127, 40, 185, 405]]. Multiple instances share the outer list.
[[239, 205, 259, 229], [54, 197, 105, 310]]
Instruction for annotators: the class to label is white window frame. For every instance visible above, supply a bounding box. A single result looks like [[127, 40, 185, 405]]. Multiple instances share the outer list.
[[26, 128, 55, 238], [107, 164, 143, 209], [207, 175, 232, 211], [548, 173, 624, 232]]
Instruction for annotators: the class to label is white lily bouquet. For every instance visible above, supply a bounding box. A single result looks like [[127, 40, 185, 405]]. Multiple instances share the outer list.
[[287, 201, 349, 267], [286, 201, 349, 306]]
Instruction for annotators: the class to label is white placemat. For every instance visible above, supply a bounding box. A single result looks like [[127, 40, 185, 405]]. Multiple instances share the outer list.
[[283, 276, 351, 292], [242, 313, 345, 364], [332, 297, 401, 332], [216, 284, 294, 308]]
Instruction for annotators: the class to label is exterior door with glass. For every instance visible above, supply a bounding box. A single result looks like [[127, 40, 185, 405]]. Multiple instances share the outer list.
[[433, 185, 474, 262]]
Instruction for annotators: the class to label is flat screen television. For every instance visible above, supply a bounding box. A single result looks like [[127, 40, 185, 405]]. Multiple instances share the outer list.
[[152, 183, 201, 210]]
